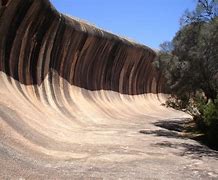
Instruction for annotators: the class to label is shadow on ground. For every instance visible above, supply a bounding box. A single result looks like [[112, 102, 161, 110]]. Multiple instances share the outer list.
[[139, 118, 218, 159], [139, 118, 187, 139], [154, 141, 218, 159]]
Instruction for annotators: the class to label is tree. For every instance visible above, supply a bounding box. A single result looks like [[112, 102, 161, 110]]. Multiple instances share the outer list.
[[172, 18, 218, 102], [155, 0, 218, 105], [154, 0, 218, 148], [180, 0, 218, 25]]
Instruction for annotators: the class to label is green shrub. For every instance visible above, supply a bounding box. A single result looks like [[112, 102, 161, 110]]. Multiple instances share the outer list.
[[202, 99, 218, 148], [165, 94, 218, 148], [203, 100, 218, 126]]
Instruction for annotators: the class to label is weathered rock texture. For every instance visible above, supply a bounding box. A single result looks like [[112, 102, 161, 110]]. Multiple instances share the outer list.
[[0, 0, 218, 179], [0, 0, 163, 95]]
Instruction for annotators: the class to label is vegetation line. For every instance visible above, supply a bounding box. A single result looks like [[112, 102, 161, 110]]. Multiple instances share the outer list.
[[153, 0, 218, 150]]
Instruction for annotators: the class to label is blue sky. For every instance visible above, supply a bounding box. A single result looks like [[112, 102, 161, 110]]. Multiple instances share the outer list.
[[50, 0, 196, 49]]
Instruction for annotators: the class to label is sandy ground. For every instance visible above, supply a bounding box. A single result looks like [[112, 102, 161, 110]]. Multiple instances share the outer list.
[[0, 72, 218, 180]]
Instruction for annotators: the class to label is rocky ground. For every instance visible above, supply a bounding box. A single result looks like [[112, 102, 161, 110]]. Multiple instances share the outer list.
[[0, 79, 218, 179]]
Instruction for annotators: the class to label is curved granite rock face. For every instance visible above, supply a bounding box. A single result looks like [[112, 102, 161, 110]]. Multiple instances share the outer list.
[[2, 1, 214, 179], [0, 0, 164, 95]]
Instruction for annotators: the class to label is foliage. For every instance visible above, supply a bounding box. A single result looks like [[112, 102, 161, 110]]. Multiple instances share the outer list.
[[173, 18, 218, 101], [153, 0, 218, 148], [203, 99, 218, 126], [180, 0, 218, 25], [199, 98, 218, 148], [155, 1, 218, 103]]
